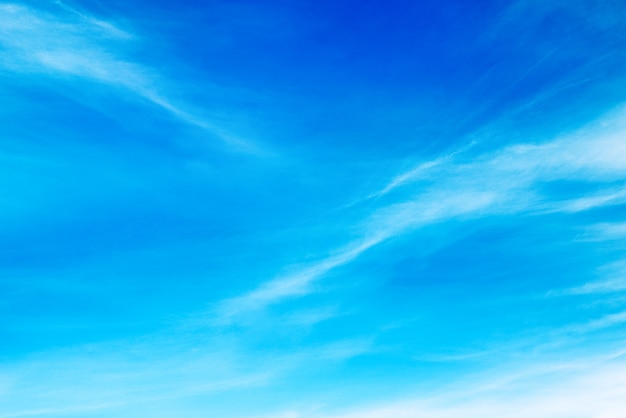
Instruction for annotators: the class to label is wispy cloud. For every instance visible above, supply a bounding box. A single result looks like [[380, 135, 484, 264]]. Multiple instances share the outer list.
[[377, 105, 626, 199], [557, 190, 626, 213], [555, 278, 626, 296], [548, 261, 626, 297], [266, 353, 626, 418], [569, 310, 626, 334], [0, 335, 271, 416], [215, 188, 498, 323], [215, 104, 626, 324], [214, 234, 387, 324], [0, 2, 258, 152], [583, 222, 626, 240], [0, 330, 377, 418]]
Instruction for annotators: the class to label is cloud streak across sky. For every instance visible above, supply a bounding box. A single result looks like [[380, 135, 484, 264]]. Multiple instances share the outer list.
[[217, 105, 626, 323], [0, 2, 258, 151], [2, 0, 626, 417]]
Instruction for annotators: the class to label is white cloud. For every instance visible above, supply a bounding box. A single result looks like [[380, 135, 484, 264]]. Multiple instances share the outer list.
[[0, 2, 258, 152], [569, 310, 626, 334], [294, 355, 626, 418], [214, 104, 626, 324], [378, 104, 626, 198], [549, 260, 626, 297], [586, 222, 626, 240], [555, 278, 626, 297], [214, 188, 499, 324], [214, 234, 385, 324], [557, 190, 626, 213], [0, 4, 143, 84]]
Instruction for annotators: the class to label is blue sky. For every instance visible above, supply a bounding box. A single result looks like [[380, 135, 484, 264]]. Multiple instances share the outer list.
[[2, 0, 626, 416]]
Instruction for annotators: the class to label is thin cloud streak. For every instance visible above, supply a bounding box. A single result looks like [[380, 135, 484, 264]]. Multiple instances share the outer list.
[[270, 354, 626, 418], [547, 261, 626, 297], [551, 278, 626, 297], [215, 189, 498, 323], [0, 2, 258, 152], [585, 222, 626, 240], [0, 332, 375, 418], [377, 105, 626, 199], [215, 104, 626, 324]]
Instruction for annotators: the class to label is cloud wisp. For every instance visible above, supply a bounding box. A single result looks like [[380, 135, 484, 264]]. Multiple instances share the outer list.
[[214, 104, 626, 324], [0, 2, 258, 152], [259, 350, 626, 418]]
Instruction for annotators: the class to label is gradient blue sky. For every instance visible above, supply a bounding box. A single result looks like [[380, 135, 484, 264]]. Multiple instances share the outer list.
[[2, 0, 626, 417]]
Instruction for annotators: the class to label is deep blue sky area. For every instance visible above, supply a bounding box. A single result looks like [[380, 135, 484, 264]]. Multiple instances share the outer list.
[[2, 1, 626, 417]]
